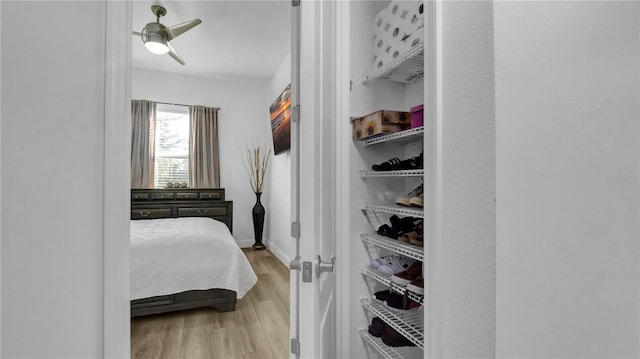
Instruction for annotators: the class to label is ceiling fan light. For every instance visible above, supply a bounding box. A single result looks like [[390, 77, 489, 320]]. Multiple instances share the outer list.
[[142, 29, 169, 55], [145, 40, 169, 54]]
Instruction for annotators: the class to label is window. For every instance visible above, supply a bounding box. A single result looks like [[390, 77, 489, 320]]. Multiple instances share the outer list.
[[154, 104, 189, 188]]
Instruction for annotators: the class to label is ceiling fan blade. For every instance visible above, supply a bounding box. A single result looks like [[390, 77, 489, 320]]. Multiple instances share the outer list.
[[166, 42, 186, 65], [132, 31, 143, 36], [165, 19, 202, 41]]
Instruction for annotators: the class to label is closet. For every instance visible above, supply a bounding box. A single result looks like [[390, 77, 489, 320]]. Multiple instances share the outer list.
[[345, 1, 430, 358]]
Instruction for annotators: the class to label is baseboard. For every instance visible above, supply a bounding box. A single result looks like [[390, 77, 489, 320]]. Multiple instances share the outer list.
[[236, 239, 254, 248], [264, 240, 290, 267]]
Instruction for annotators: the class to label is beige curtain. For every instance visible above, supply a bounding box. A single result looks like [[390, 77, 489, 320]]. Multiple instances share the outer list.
[[131, 100, 156, 188], [189, 105, 220, 188]]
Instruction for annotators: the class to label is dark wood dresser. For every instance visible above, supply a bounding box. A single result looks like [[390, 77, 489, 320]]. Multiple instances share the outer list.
[[130, 188, 233, 233]]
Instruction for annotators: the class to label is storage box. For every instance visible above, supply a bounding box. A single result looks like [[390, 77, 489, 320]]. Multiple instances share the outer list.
[[410, 104, 424, 128], [352, 110, 411, 140]]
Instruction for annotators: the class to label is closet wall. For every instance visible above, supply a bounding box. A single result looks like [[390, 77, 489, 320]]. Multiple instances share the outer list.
[[495, 2, 640, 357]]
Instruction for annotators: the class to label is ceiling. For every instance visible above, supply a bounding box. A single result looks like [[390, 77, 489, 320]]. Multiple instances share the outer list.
[[132, 1, 291, 79]]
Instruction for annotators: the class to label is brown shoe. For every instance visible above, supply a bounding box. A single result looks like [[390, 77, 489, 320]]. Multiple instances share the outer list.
[[410, 235, 423, 247], [391, 261, 422, 286], [399, 231, 419, 243], [381, 325, 416, 347]]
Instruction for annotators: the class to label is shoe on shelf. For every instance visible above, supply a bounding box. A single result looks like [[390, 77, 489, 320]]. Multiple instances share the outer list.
[[392, 151, 423, 171], [377, 255, 415, 275], [376, 224, 399, 239], [371, 157, 401, 171], [368, 317, 387, 338], [410, 235, 423, 247], [409, 193, 424, 207], [399, 230, 419, 244], [391, 261, 422, 286], [381, 325, 416, 347], [407, 275, 424, 296], [370, 254, 395, 268], [371, 152, 423, 172], [373, 290, 393, 303], [396, 183, 423, 207], [384, 292, 421, 311]]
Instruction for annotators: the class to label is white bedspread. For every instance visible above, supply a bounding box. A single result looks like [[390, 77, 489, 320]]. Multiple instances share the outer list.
[[130, 217, 257, 300]]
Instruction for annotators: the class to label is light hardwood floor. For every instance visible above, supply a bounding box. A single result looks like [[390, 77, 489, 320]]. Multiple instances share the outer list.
[[131, 249, 290, 359]]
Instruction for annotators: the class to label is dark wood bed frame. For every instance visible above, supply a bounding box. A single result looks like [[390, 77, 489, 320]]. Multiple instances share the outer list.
[[130, 188, 236, 317]]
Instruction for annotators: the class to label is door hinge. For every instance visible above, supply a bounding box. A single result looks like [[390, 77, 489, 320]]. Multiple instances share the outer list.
[[291, 221, 300, 238], [292, 0, 300, 6], [291, 338, 300, 355], [292, 105, 301, 123]]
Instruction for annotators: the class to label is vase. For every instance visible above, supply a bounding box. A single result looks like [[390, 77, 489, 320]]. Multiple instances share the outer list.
[[252, 192, 266, 250]]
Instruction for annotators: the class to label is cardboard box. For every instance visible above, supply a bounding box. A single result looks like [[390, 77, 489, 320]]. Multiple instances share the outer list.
[[352, 110, 411, 140], [410, 104, 424, 128]]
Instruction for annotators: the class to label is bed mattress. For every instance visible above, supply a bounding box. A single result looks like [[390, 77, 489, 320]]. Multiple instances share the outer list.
[[130, 217, 257, 301]]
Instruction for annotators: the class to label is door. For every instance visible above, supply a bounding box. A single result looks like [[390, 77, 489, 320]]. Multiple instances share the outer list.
[[290, 0, 340, 358]]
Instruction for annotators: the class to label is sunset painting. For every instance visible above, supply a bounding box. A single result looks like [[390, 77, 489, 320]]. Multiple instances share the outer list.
[[269, 84, 291, 155]]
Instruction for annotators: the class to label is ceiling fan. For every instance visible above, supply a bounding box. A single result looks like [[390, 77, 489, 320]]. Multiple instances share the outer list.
[[133, 5, 202, 65]]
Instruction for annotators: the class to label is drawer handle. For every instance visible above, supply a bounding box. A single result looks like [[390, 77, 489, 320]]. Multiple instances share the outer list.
[[198, 209, 208, 215], [139, 211, 151, 217]]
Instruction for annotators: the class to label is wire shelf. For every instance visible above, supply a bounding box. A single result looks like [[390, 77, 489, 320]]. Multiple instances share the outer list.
[[362, 204, 424, 218], [365, 43, 425, 85], [361, 298, 424, 349], [360, 265, 424, 304], [360, 126, 424, 147], [360, 169, 424, 178], [359, 329, 424, 359], [361, 233, 424, 262]]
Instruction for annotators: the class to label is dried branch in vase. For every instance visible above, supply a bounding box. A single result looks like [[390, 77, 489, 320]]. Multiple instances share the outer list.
[[241, 140, 272, 193]]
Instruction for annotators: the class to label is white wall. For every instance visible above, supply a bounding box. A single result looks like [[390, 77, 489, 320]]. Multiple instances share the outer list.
[[436, 1, 496, 357], [132, 68, 272, 247], [495, 2, 639, 358], [266, 53, 292, 264], [1, 1, 107, 357]]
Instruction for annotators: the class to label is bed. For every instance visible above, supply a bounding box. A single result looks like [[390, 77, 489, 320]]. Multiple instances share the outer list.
[[130, 188, 257, 317]]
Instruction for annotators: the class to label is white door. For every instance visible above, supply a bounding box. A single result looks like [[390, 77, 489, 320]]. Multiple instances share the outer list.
[[290, 0, 341, 358]]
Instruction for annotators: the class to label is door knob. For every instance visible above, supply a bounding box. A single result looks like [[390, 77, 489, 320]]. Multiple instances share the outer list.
[[316, 255, 336, 277]]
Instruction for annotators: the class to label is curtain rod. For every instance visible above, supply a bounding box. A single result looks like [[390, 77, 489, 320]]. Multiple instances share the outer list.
[[155, 101, 221, 110]]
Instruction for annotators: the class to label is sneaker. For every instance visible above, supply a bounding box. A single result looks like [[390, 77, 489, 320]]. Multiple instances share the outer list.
[[370, 254, 394, 268], [381, 325, 416, 347], [396, 183, 423, 207], [391, 261, 422, 286], [377, 255, 415, 275], [409, 193, 424, 207], [407, 275, 424, 295]]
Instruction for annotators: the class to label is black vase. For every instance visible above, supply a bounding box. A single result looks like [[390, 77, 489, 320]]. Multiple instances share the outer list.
[[252, 192, 266, 250]]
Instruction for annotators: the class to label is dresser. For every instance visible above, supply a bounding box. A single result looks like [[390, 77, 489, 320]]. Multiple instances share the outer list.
[[130, 188, 233, 233]]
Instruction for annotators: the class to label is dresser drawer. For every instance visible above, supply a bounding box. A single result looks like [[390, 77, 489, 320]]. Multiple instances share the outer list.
[[131, 208, 172, 219], [176, 192, 198, 200], [178, 207, 227, 217], [131, 192, 150, 201], [199, 191, 222, 200], [152, 192, 174, 200]]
